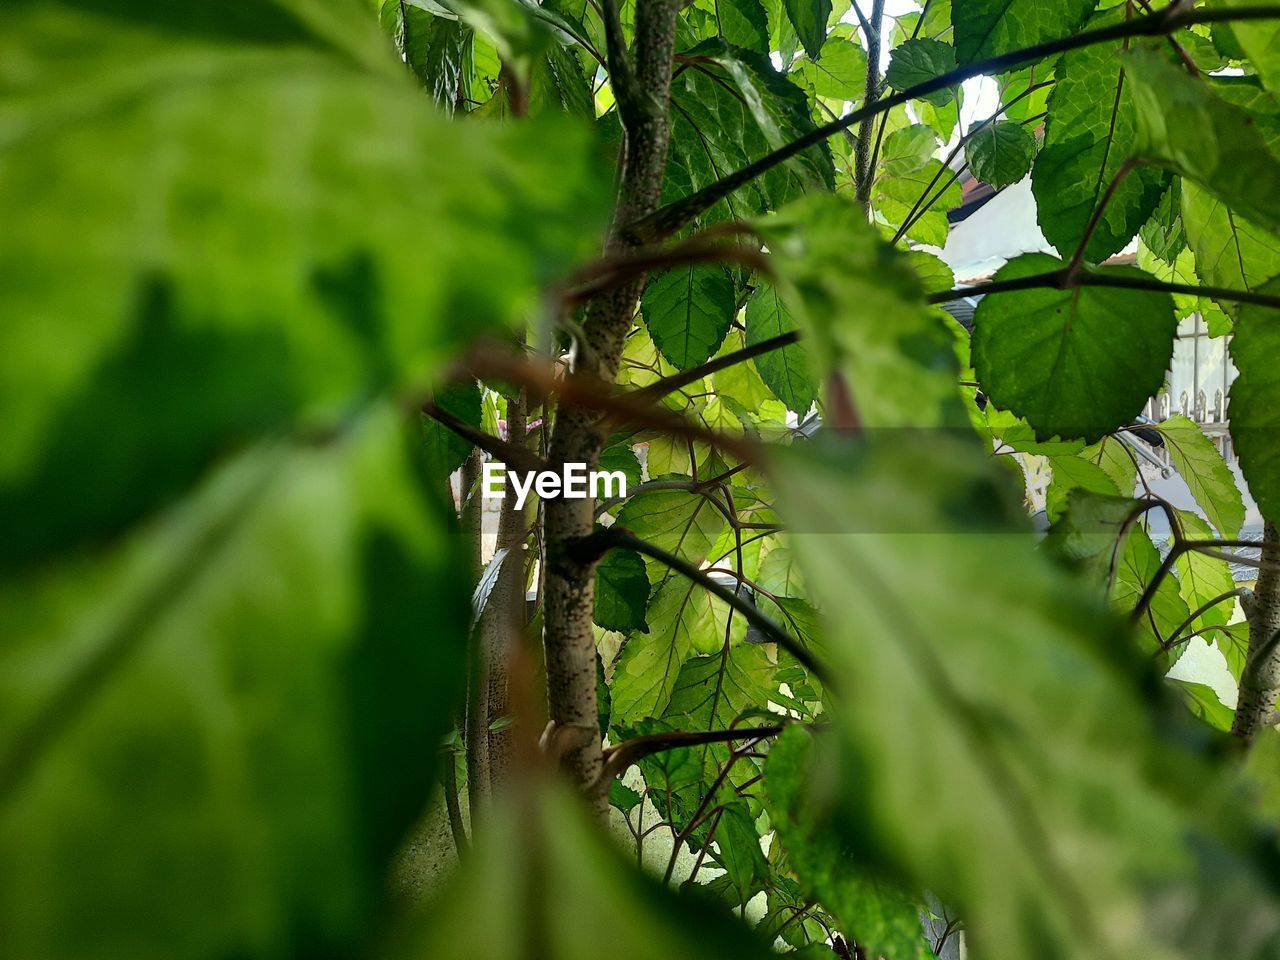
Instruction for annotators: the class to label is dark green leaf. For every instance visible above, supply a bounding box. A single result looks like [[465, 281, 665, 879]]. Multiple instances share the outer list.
[[1032, 10, 1172, 262], [595, 548, 652, 633], [745, 282, 817, 414], [706, 802, 770, 905], [972, 253, 1177, 442], [1228, 278, 1280, 522], [381, 2, 471, 113], [665, 40, 835, 226], [609, 780, 642, 815], [885, 38, 958, 106], [1112, 524, 1190, 653], [641, 265, 737, 370], [952, 0, 1098, 65], [422, 379, 483, 480], [965, 120, 1034, 188], [783, 0, 832, 59]]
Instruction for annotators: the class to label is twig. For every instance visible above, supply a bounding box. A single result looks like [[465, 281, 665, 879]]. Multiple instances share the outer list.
[[624, 4, 1280, 242]]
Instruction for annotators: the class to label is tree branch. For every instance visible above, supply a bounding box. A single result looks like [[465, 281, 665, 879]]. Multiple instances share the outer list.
[[854, 0, 886, 211], [629, 331, 801, 402], [422, 400, 547, 474], [570, 526, 832, 682], [623, 4, 1280, 243], [596, 724, 785, 786]]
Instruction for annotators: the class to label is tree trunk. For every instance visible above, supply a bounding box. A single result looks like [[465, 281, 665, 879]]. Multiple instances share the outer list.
[[853, 0, 885, 210], [1232, 523, 1280, 743], [484, 392, 528, 790], [542, 0, 682, 818]]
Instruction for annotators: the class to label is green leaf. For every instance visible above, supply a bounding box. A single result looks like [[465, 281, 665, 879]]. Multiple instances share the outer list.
[[609, 780, 642, 815], [600, 438, 644, 491], [783, 0, 833, 59], [1171, 678, 1235, 732], [1112, 524, 1190, 653], [713, 0, 772, 53], [879, 124, 939, 177], [1228, 278, 1280, 522], [1031, 10, 1172, 262], [0, 1, 611, 569], [952, 0, 1098, 65], [641, 265, 737, 370], [755, 195, 966, 428], [772, 433, 1276, 959], [745, 283, 817, 415], [664, 643, 779, 731], [965, 120, 1034, 189], [1139, 180, 1187, 265], [971, 253, 1177, 442], [422, 379, 483, 480], [389, 781, 781, 960], [380, 2, 471, 113], [0, 410, 469, 960], [595, 548, 651, 634], [611, 577, 717, 722], [704, 802, 770, 906], [1181, 180, 1280, 320], [1125, 50, 1280, 237], [794, 25, 869, 101], [1044, 451, 1120, 523], [1174, 512, 1237, 636], [875, 159, 963, 247], [1152, 416, 1245, 538], [1222, 0, 1280, 96], [613, 485, 728, 575], [1044, 489, 1139, 569], [665, 40, 835, 226], [766, 728, 931, 960], [885, 38, 958, 106]]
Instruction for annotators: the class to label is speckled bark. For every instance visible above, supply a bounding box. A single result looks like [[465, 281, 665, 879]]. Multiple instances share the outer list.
[[542, 0, 682, 818], [1233, 523, 1280, 743]]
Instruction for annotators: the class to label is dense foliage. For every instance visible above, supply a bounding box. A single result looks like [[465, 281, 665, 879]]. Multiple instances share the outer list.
[[9, 0, 1280, 958]]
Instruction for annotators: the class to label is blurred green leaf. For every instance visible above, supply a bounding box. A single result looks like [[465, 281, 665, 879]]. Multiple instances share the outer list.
[[0, 1, 611, 569], [754, 195, 966, 429], [971, 253, 1176, 442], [0, 409, 468, 960], [766, 727, 931, 959], [386, 780, 781, 960], [1126, 50, 1280, 237], [772, 433, 1280, 960], [1181, 180, 1280, 324]]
